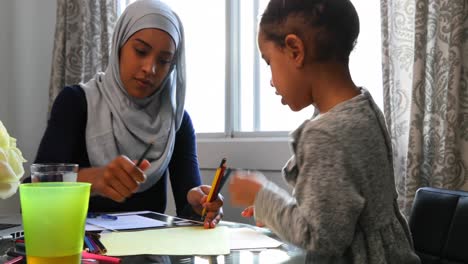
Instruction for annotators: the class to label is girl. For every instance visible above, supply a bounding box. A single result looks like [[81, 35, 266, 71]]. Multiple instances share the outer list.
[[229, 0, 421, 262]]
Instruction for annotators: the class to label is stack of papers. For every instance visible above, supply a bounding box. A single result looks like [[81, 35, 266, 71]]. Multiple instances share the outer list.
[[100, 226, 230, 256], [99, 226, 283, 256], [86, 211, 283, 256]]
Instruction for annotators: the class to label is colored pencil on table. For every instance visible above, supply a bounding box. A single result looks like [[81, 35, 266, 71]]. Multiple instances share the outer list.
[[89, 233, 107, 254], [4, 256, 23, 264], [82, 251, 121, 264], [84, 235, 96, 253]]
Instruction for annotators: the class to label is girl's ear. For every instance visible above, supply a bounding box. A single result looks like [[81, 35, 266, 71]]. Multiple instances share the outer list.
[[284, 34, 305, 67]]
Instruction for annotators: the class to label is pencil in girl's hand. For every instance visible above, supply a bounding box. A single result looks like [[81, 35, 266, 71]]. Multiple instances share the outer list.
[[135, 140, 154, 167]]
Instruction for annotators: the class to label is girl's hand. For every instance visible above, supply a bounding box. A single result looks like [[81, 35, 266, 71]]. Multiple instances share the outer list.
[[187, 185, 224, 229], [228, 170, 265, 207], [241, 206, 265, 227], [78, 155, 150, 202]]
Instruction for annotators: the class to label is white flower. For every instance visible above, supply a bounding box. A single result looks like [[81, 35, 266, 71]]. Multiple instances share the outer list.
[[0, 121, 26, 199]]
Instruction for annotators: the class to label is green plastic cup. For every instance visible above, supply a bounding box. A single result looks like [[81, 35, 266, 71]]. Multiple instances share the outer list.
[[19, 182, 91, 264]]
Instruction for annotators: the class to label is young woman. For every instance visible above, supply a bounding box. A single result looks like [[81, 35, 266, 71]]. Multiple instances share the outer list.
[[30, 0, 222, 229]]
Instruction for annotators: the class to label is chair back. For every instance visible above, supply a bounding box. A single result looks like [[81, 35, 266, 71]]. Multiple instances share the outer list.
[[409, 187, 468, 264]]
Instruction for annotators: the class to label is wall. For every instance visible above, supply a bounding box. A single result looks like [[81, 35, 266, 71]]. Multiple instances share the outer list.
[[0, 0, 56, 213], [0, 0, 13, 212], [0, 1, 12, 128]]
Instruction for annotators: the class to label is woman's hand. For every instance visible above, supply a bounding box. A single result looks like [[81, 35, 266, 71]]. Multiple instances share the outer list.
[[77, 155, 150, 202], [187, 185, 223, 229]]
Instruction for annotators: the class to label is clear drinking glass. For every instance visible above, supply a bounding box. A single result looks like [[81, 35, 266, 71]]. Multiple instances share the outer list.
[[30, 163, 78, 183]]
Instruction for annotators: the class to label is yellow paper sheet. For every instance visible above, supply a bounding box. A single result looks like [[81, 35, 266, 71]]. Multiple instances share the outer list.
[[100, 226, 230, 256]]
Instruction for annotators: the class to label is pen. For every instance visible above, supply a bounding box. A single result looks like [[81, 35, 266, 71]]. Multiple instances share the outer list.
[[201, 158, 227, 219], [100, 214, 118, 220], [135, 140, 154, 167], [87, 212, 118, 220]]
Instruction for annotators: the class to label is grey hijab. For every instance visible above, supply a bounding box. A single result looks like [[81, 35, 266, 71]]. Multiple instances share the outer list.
[[80, 0, 186, 193]]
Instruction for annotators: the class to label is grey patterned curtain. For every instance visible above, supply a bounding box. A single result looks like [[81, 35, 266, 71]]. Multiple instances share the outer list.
[[49, 0, 118, 111], [381, 0, 468, 218]]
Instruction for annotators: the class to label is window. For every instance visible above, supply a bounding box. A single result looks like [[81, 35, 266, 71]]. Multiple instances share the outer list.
[[120, 0, 383, 135]]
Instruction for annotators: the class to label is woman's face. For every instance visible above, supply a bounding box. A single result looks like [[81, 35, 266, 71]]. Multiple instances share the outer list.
[[119, 28, 176, 98]]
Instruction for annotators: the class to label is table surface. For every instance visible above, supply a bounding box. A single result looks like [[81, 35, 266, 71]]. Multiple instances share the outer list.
[[0, 215, 306, 264]]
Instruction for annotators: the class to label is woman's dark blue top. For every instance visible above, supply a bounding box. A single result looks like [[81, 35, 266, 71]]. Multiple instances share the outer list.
[[30, 85, 202, 217]]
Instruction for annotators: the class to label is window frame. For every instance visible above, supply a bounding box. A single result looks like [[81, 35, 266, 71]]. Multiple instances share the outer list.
[[197, 0, 290, 172], [203, 0, 291, 140]]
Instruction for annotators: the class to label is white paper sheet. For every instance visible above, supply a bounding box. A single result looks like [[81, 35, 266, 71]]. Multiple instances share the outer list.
[[229, 227, 283, 250], [86, 215, 166, 231]]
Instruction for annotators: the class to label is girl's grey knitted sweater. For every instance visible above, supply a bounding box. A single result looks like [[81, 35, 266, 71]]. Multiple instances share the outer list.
[[254, 89, 420, 263]]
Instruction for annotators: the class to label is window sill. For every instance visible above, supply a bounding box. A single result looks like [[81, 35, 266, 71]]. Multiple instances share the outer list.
[[196, 137, 292, 171]]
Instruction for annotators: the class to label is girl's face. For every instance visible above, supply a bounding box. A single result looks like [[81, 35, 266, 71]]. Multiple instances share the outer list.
[[257, 31, 311, 111], [119, 28, 176, 98]]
